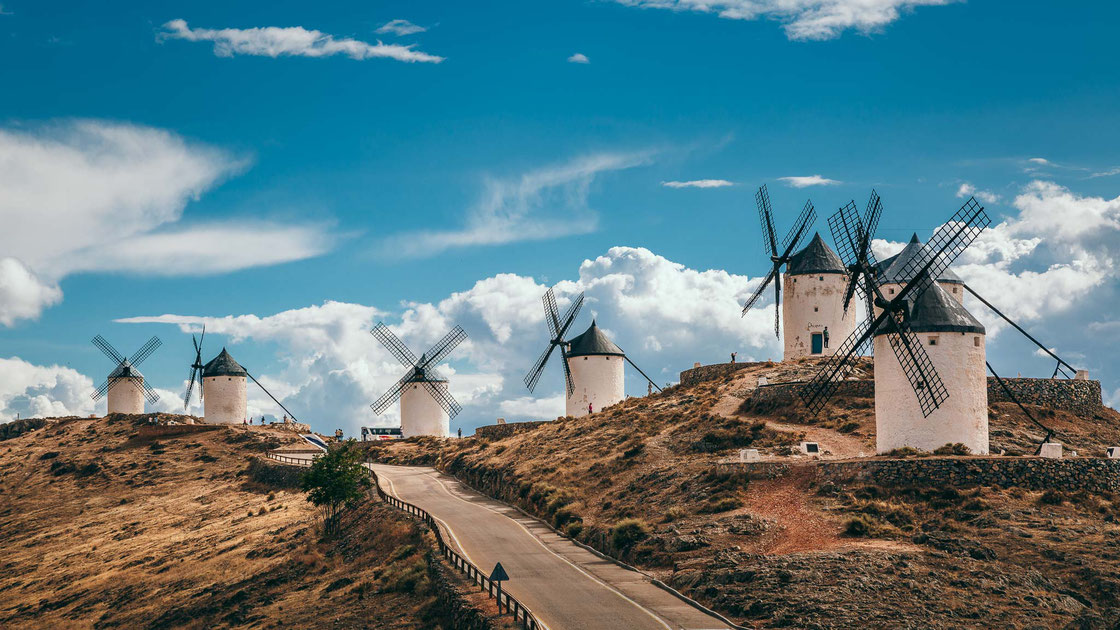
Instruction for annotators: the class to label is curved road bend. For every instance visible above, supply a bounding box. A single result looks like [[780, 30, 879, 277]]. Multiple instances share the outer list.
[[371, 463, 730, 630]]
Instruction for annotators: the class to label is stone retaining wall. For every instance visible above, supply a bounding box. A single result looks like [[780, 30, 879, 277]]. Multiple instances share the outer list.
[[246, 456, 304, 488], [474, 421, 549, 440], [723, 457, 1120, 493], [136, 424, 223, 439], [746, 377, 1102, 414], [678, 362, 758, 387]]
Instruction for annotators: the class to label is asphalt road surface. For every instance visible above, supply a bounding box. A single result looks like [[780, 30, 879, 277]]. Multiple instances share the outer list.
[[371, 463, 730, 630]]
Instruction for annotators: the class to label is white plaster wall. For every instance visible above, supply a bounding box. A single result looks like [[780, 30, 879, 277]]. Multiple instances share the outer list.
[[400, 382, 450, 438], [783, 273, 858, 360], [873, 281, 965, 318], [107, 377, 144, 415], [874, 331, 988, 455], [203, 375, 247, 425], [566, 354, 625, 417]]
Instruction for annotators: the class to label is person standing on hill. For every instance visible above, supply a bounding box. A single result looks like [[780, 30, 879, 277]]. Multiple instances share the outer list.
[[588, 402, 593, 415], [731, 352, 737, 364]]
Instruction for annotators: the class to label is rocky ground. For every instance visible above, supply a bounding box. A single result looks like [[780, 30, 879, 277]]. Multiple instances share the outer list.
[[0, 414, 507, 629], [371, 361, 1120, 629]]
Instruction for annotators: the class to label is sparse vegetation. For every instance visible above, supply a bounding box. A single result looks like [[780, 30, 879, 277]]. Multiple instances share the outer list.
[[610, 518, 650, 551], [300, 439, 371, 535]]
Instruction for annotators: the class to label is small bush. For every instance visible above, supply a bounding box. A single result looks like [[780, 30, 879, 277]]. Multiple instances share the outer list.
[[838, 421, 860, 434], [39, 451, 60, 460], [552, 505, 581, 528], [565, 522, 584, 538], [1039, 490, 1064, 505], [699, 496, 743, 514], [664, 506, 688, 522], [933, 443, 971, 456], [610, 518, 650, 551], [622, 443, 645, 459], [258, 507, 268, 516], [882, 447, 926, 458], [844, 515, 876, 537]]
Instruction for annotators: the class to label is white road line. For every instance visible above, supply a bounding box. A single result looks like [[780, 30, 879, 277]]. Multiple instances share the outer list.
[[416, 467, 675, 630], [377, 468, 476, 566]]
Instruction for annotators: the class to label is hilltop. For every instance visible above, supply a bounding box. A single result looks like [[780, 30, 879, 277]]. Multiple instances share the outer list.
[[0, 414, 505, 629], [372, 360, 1120, 629]]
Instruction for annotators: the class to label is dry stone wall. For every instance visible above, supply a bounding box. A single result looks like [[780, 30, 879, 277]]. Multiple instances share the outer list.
[[474, 421, 548, 440], [679, 362, 757, 387]]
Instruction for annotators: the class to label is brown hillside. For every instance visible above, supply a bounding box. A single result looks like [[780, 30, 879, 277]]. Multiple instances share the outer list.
[[0, 414, 503, 629], [372, 362, 1120, 629]]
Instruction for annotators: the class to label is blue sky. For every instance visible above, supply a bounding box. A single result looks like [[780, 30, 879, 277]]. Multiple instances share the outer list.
[[2, 0, 1119, 435]]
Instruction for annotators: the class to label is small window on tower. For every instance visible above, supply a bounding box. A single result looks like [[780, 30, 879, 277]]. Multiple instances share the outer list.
[[889, 288, 895, 295], [974, 336, 981, 347], [954, 287, 959, 294], [584, 357, 588, 361], [819, 276, 824, 281], [928, 336, 939, 346], [814, 307, 819, 312]]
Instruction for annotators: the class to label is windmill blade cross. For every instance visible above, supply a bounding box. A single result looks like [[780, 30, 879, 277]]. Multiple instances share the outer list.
[[422, 380, 463, 418], [560, 346, 575, 397], [894, 198, 990, 306], [129, 336, 162, 367], [742, 267, 778, 317], [372, 322, 420, 369], [92, 379, 111, 401], [780, 199, 816, 254], [183, 366, 199, 409], [372, 371, 414, 415], [756, 185, 779, 257], [524, 342, 556, 393], [557, 292, 585, 337], [883, 310, 949, 416], [92, 335, 126, 365], [543, 288, 562, 339], [419, 326, 468, 370], [773, 276, 781, 337], [799, 316, 877, 415]]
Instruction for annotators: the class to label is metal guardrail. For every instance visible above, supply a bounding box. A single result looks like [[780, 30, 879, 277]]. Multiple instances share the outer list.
[[265, 452, 543, 630]]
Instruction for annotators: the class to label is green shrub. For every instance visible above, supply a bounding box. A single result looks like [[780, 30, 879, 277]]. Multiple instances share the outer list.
[[882, 447, 926, 458], [933, 443, 971, 456], [565, 522, 584, 538], [552, 505, 581, 528], [844, 515, 875, 537], [838, 421, 860, 434], [610, 518, 650, 551], [699, 496, 743, 514]]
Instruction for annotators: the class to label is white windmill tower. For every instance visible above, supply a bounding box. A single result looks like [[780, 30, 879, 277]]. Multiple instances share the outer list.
[[370, 323, 467, 438], [525, 287, 661, 418], [91, 335, 162, 415], [183, 328, 301, 425], [801, 196, 992, 455]]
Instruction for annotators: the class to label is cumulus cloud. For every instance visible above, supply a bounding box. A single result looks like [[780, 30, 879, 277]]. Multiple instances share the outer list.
[[376, 19, 427, 36], [160, 19, 443, 63], [120, 246, 778, 434], [0, 259, 62, 326], [0, 119, 336, 325], [0, 357, 96, 422], [779, 174, 841, 188], [380, 151, 653, 258], [611, 0, 949, 40], [661, 179, 734, 188], [567, 53, 590, 64], [956, 182, 1000, 204]]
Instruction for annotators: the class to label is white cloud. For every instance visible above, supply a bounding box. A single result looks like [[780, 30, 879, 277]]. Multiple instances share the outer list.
[[119, 246, 779, 434], [661, 179, 734, 188], [611, 0, 949, 40], [956, 182, 1000, 204], [159, 19, 443, 63], [0, 357, 96, 422], [0, 119, 336, 325], [380, 151, 653, 258], [779, 174, 841, 188], [567, 53, 590, 64], [1028, 157, 1051, 165], [1090, 167, 1120, 179], [0, 259, 62, 326], [376, 19, 427, 36]]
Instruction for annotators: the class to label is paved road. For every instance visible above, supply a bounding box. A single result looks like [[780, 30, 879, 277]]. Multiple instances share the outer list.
[[371, 463, 730, 630]]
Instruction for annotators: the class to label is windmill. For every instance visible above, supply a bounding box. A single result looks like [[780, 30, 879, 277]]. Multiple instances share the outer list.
[[800, 197, 992, 452], [182, 326, 206, 411], [741, 184, 817, 337], [371, 323, 467, 437], [179, 326, 300, 425], [525, 286, 662, 418], [91, 335, 162, 414]]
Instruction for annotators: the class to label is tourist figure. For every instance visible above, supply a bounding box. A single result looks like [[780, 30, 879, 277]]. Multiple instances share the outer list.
[[823, 327, 830, 349], [457, 427, 462, 439], [731, 352, 737, 364], [588, 402, 593, 415]]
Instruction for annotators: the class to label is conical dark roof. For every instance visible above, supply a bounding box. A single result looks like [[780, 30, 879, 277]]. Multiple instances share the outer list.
[[787, 232, 847, 275], [203, 348, 247, 377], [567, 320, 624, 357], [109, 361, 143, 379], [875, 282, 984, 336], [875, 233, 963, 285]]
